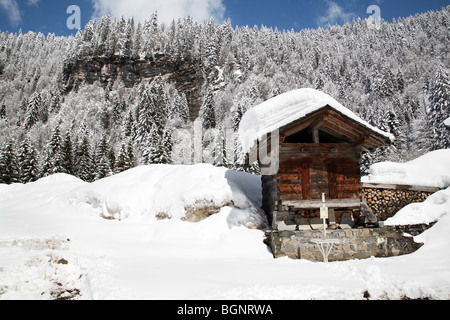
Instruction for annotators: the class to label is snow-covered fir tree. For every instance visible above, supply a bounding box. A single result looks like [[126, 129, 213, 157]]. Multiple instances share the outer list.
[[23, 92, 42, 130], [0, 141, 19, 184], [74, 135, 94, 182], [0, 102, 6, 120], [428, 66, 450, 150], [60, 132, 75, 175], [42, 126, 64, 176], [94, 135, 113, 180], [18, 138, 40, 184], [201, 86, 216, 132]]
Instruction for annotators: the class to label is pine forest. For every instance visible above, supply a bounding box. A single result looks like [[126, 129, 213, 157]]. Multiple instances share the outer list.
[[0, 7, 449, 184]]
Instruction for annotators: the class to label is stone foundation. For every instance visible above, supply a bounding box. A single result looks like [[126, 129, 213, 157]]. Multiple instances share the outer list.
[[266, 227, 425, 262], [265, 184, 439, 262]]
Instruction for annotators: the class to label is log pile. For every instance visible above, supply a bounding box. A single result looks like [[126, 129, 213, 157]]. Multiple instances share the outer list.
[[362, 188, 432, 221]]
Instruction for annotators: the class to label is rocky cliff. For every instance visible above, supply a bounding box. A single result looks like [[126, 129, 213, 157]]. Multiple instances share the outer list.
[[62, 54, 206, 120]]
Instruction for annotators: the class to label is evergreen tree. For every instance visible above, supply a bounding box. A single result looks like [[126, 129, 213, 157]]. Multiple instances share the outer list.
[[132, 21, 143, 59], [122, 19, 134, 57], [159, 127, 173, 165], [126, 140, 137, 169], [232, 101, 245, 132], [42, 126, 63, 176], [49, 91, 61, 114], [0, 101, 6, 120], [148, 76, 169, 130], [108, 147, 116, 173], [94, 136, 113, 180], [231, 101, 247, 171], [100, 104, 112, 131], [0, 141, 19, 184], [172, 92, 190, 123], [18, 138, 40, 184], [212, 126, 228, 167], [60, 132, 75, 175], [75, 135, 94, 182], [203, 18, 219, 70], [135, 85, 154, 145], [142, 125, 162, 164], [115, 144, 128, 174], [315, 77, 324, 91], [114, 141, 137, 173], [201, 87, 216, 132], [428, 67, 450, 150], [410, 106, 434, 158], [111, 94, 126, 125], [24, 92, 41, 130], [123, 109, 135, 138], [16, 97, 28, 126]]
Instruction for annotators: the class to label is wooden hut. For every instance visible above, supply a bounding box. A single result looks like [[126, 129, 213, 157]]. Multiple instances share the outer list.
[[239, 89, 393, 228]]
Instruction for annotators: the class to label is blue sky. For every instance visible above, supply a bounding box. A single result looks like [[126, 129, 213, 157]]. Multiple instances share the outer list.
[[0, 0, 448, 36]]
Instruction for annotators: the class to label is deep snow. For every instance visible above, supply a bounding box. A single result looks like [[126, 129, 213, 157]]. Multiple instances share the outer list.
[[1, 162, 450, 300], [362, 149, 450, 189]]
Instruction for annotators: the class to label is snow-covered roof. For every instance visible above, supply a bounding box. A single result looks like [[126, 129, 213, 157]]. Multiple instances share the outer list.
[[444, 117, 450, 128], [238, 88, 394, 153]]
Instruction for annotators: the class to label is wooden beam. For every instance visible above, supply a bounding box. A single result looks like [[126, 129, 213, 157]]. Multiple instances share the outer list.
[[281, 199, 362, 209], [354, 135, 370, 146], [312, 129, 320, 144], [281, 114, 322, 138], [319, 126, 354, 143], [280, 110, 329, 138], [362, 183, 441, 193]]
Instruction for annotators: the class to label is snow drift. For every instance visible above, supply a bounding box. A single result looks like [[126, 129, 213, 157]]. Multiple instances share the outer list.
[[68, 164, 266, 227], [1, 158, 450, 300], [385, 187, 450, 226], [362, 149, 450, 188]]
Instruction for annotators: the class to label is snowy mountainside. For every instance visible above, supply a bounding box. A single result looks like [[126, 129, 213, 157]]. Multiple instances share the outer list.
[[0, 7, 449, 186]]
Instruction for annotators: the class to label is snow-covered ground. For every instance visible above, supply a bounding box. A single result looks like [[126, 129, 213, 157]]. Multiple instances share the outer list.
[[1, 160, 450, 300]]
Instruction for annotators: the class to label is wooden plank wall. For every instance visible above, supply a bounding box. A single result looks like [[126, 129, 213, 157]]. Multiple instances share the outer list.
[[261, 174, 278, 223], [277, 144, 362, 202], [328, 159, 361, 199]]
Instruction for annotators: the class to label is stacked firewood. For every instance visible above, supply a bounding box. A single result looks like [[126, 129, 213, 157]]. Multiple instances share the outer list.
[[362, 188, 432, 221]]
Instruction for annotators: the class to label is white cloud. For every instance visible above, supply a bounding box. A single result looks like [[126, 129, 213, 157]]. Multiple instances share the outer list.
[[316, 1, 356, 27], [91, 0, 226, 26], [0, 0, 40, 25], [0, 0, 21, 25]]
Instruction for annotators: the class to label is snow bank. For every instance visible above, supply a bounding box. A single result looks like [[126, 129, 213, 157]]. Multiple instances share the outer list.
[[385, 187, 450, 226], [69, 164, 264, 224], [0, 236, 88, 300], [444, 117, 450, 127], [362, 149, 450, 188], [239, 88, 393, 153]]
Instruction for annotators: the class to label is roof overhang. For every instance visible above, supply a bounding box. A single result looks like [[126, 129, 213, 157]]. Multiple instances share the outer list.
[[279, 106, 392, 152]]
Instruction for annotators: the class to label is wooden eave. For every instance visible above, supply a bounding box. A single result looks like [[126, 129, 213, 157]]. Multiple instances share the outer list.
[[278, 105, 391, 152]]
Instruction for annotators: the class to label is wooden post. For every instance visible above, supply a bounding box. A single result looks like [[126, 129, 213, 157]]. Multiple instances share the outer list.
[[321, 193, 328, 240]]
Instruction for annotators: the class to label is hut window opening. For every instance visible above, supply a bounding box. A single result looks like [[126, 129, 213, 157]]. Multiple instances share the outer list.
[[284, 129, 348, 144]]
